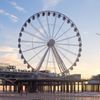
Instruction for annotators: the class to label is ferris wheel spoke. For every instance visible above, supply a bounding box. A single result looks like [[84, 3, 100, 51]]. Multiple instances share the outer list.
[[36, 48, 49, 72], [57, 45, 77, 56], [56, 43, 79, 47], [52, 16, 57, 38], [53, 21, 65, 39], [37, 18, 48, 39], [45, 48, 50, 70], [22, 44, 46, 52], [56, 35, 76, 42], [23, 31, 46, 42], [46, 14, 51, 38], [57, 48, 73, 64], [21, 40, 45, 44], [28, 47, 46, 62], [29, 23, 47, 40], [55, 27, 71, 40]]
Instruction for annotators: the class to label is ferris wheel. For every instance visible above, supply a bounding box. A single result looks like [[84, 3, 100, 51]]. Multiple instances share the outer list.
[[18, 11, 82, 76]]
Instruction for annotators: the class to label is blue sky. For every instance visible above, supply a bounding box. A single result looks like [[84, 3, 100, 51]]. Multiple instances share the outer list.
[[0, 0, 100, 78]]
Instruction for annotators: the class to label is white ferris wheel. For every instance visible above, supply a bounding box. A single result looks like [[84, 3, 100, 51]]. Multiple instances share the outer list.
[[18, 11, 82, 76]]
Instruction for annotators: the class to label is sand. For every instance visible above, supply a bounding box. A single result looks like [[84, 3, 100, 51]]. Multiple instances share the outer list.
[[0, 92, 100, 100]]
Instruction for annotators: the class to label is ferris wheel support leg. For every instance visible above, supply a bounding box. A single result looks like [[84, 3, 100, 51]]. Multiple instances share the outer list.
[[52, 47, 62, 74], [36, 48, 49, 72], [52, 46, 69, 76]]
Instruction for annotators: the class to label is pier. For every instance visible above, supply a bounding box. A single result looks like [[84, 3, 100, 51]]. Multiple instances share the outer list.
[[0, 68, 100, 93]]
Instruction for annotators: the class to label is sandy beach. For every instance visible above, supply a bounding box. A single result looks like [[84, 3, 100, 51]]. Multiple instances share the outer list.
[[0, 92, 100, 100]]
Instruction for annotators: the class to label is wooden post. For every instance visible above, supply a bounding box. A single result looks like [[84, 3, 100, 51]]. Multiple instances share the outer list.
[[66, 82, 69, 93], [81, 81, 84, 92], [73, 82, 76, 93], [70, 82, 72, 93], [3, 85, 4, 92], [77, 82, 79, 92]]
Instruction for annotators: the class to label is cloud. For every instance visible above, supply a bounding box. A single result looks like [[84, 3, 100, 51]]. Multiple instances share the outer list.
[[5, 13, 19, 22], [0, 46, 26, 69], [0, 9, 5, 14], [10, 1, 25, 12], [42, 0, 63, 10], [0, 53, 19, 63], [0, 53, 25, 69], [0, 46, 18, 53], [0, 8, 19, 22], [9, 14, 18, 22]]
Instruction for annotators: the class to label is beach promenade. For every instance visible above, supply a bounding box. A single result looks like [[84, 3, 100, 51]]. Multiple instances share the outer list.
[[0, 92, 100, 100]]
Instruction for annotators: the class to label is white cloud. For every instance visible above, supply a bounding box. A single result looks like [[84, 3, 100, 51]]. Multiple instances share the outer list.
[[0, 53, 26, 69], [0, 46, 26, 69], [0, 9, 5, 14], [0, 46, 17, 53], [10, 1, 25, 12], [10, 14, 18, 22], [0, 53, 19, 63], [42, 0, 63, 10], [0, 8, 18, 22]]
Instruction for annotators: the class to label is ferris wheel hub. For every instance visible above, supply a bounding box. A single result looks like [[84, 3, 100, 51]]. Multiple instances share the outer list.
[[47, 39, 55, 47]]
